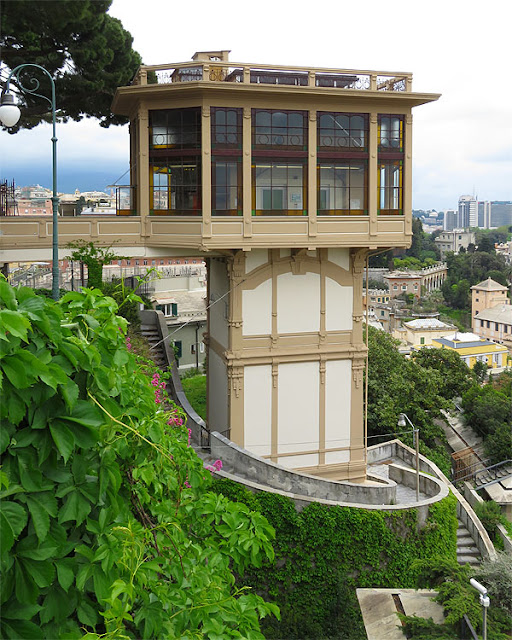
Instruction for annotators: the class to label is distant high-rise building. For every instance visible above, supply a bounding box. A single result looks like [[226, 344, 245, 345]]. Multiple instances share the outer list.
[[458, 195, 477, 228], [443, 209, 457, 231], [476, 201, 512, 229], [489, 201, 512, 228], [477, 201, 491, 228]]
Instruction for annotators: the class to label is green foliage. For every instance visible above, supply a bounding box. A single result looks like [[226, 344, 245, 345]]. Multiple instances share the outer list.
[[412, 349, 473, 400], [474, 501, 504, 542], [66, 241, 122, 290], [212, 480, 458, 640], [412, 557, 481, 630], [397, 614, 458, 639], [477, 552, 512, 618], [365, 327, 452, 473], [0, 0, 141, 130], [0, 280, 278, 638], [100, 279, 150, 333], [461, 379, 511, 437], [411, 556, 512, 639], [181, 375, 207, 420], [441, 251, 511, 311]]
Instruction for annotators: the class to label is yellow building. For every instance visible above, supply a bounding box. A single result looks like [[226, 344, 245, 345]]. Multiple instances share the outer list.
[[111, 50, 440, 481], [394, 317, 456, 347], [428, 332, 508, 369]]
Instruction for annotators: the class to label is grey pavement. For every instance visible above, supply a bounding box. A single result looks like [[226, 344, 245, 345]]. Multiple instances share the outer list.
[[356, 588, 444, 640]]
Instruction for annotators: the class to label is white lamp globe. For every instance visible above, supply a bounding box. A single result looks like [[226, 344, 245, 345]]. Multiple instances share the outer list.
[[0, 94, 21, 127]]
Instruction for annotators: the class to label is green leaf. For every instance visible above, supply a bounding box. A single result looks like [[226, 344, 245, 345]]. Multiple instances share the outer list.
[[25, 493, 57, 542], [1, 601, 41, 620], [59, 490, 91, 525], [1, 619, 42, 639], [2, 355, 32, 388], [0, 422, 12, 453], [60, 379, 79, 411], [0, 279, 17, 310], [0, 501, 27, 558], [77, 600, 99, 627], [20, 557, 55, 589], [49, 420, 75, 463], [56, 558, 75, 592], [60, 400, 103, 428], [0, 310, 31, 341], [7, 390, 26, 425], [15, 559, 38, 604]]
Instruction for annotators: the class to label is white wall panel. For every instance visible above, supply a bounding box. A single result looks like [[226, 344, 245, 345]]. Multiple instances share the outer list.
[[242, 278, 272, 335], [325, 360, 351, 464], [209, 259, 229, 349], [327, 248, 350, 271], [244, 365, 272, 457], [325, 278, 353, 331], [245, 249, 268, 274], [278, 362, 319, 467], [208, 350, 228, 434], [277, 272, 320, 334]]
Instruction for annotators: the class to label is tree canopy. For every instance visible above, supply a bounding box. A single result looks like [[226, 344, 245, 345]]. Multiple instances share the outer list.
[[365, 327, 452, 473], [0, 0, 141, 130]]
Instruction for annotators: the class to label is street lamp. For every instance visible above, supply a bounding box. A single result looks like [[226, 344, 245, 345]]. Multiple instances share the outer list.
[[397, 412, 420, 502], [470, 578, 490, 640], [0, 64, 60, 300]]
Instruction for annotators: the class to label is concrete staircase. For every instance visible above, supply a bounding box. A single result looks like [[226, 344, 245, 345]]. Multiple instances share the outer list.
[[140, 323, 168, 371], [474, 460, 512, 489], [457, 523, 481, 567]]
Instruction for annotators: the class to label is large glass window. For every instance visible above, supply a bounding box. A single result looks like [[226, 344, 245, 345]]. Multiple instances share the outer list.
[[211, 108, 242, 149], [252, 110, 306, 150], [252, 161, 306, 216], [151, 160, 201, 215], [212, 159, 242, 216], [150, 108, 201, 149], [378, 160, 402, 214], [318, 112, 368, 151], [317, 161, 367, 215], [378, 115, 404, 151]]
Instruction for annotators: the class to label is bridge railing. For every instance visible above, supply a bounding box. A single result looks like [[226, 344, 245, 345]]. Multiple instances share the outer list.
[[132, 60, 412, 93]]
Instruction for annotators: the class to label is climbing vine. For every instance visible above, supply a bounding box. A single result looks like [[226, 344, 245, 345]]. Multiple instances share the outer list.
[[0, 281, 278, 639], [212, 479, 458, 640]]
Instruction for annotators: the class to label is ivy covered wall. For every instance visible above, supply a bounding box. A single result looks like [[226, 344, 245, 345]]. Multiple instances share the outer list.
[[213, 479, 458, 640]]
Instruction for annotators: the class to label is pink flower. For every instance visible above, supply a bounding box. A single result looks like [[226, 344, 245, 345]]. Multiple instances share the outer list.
[[184, 481, 191, 488]]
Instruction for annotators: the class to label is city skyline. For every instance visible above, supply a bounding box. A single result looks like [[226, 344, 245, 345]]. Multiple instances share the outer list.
[[1, 0, 511, 211]]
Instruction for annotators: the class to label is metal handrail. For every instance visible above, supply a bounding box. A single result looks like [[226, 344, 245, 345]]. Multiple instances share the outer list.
[[453, 458, 491, 482]]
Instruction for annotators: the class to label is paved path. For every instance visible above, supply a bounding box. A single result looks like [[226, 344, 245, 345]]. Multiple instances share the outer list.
[[356, 589, 444, 640]]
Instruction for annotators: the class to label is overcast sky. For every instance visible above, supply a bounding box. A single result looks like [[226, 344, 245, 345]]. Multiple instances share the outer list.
[[1, 0, 511, 210]]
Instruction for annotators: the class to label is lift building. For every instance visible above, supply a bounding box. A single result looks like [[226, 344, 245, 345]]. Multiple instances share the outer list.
[[1, 51, 439, 482]]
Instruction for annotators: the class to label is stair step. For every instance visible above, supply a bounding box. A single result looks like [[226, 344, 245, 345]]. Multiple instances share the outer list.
[[457, 555, 480, 566], [457, 536, 474, 546], [458, 545, 480, 555]]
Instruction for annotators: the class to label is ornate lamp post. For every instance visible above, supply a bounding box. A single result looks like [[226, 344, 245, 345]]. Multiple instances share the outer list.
[[0, 64, 60, 300]]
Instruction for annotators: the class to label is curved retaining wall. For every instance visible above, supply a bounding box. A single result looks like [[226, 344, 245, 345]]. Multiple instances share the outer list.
[[210, 432, 449, 510], [139, 310, 455, 515], [368, 440, 497, 562]]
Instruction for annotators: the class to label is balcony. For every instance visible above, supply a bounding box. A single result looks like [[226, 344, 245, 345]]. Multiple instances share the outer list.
[[132, 60, 412, 93]]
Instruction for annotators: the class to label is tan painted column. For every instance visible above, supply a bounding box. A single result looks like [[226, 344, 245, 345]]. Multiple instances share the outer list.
[[308, 110, 317, 237], [404, 113, 413, 239], [243, 107, 252, 238], [201, 105, 212, 238], [350, 248, 367, 479], [271, 250, 278, 461], [136, 105, 150, 231], [227, 253, 245, 446], [368, 112, 378, 240]]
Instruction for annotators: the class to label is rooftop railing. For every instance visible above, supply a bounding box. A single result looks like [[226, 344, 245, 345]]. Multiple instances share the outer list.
[[132, 61, 412, 93]]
